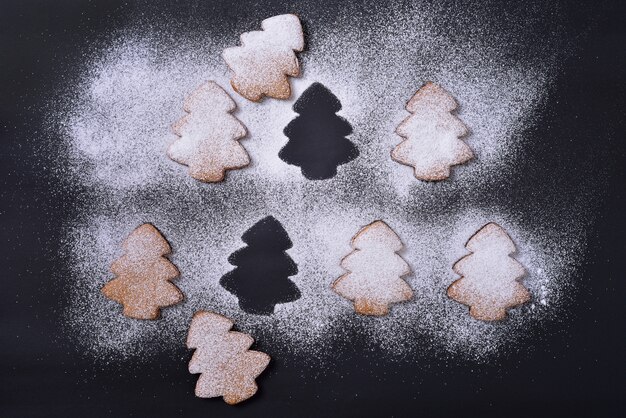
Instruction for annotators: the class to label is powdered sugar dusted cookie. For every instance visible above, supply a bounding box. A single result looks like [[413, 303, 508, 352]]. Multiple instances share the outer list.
[[447, 222, 530, 321], [168, 81, 249, 183], [222, 14, 304, 101], [101, 223, 183, 320], [392, 82, 473, 181], [332, 221, 413, 316], [187, 311, 270, 405]]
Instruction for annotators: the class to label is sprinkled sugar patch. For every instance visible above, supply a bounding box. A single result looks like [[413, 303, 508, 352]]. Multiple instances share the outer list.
[[54, 3, 589, 363], [65, 202, 583, 362]]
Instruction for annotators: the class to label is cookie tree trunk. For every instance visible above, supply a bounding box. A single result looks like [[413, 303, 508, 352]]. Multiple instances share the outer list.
[[279, 82, 359, 180], [332, 220, 413, 316], [220, 216, 300, 315], [101, 223, 183, 319], [447, 222, 530, 321]]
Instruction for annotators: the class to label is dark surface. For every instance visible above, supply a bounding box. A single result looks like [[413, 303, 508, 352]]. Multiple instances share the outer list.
[[280, 82, 358, 179], [220, 216, 300, 315], [0, 0, 624, 417]]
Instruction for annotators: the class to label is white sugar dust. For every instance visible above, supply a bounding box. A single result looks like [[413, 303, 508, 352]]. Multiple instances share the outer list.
[[52, 3, 592, 364]]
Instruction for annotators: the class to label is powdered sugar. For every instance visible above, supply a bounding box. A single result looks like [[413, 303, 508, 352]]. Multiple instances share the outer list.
[[54, 4, 589, 364]]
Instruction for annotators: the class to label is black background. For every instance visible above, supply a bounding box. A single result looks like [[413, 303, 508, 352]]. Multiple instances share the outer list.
[[1, 0, 624, 417]]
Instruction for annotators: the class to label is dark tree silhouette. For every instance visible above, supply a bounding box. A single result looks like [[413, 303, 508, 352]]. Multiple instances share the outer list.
[[220, 216, 300, 315], [279, 82, 359, 180]]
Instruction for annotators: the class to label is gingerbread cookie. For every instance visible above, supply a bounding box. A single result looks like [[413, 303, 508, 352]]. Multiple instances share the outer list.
[[222, 14, 304, 101], [392, 82, 473, 181], [447, 222, 530, 321], [101, 223, 183, 320], [332, 220, 413, 316], [168, 81, 249, 183], [187, 311, 270, 404]]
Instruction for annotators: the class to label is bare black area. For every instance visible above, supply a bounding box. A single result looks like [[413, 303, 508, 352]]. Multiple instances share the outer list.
[[220, 216, 300, 315], [279, 82, 359, 180]]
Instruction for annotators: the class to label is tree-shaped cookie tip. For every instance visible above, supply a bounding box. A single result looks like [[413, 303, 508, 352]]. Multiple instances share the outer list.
[[392, 81, 473, 181], [223, 14, 304, 102], [168, 81, 249, 183], [101, 223, 183, 320], [220, 216, 300, 315], [332, 220, 413, 316], [447, 222, 531, 321], [279, 82, 358, 180], [187, 311, 270, 405]]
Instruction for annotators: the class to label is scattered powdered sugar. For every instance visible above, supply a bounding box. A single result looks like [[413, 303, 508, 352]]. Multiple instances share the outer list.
[[53, 4, 590, 364], [64, 200, 583, 362]]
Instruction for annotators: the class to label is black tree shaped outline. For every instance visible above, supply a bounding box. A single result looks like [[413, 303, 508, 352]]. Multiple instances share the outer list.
[[279, 82, 359, 179], [220, 216, 300, 315]]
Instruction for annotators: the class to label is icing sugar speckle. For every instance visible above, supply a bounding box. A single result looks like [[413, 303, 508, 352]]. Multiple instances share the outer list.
[[52, 3, 591, 364]]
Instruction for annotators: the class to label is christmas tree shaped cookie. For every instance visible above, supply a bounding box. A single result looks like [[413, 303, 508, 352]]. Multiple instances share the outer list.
[[332, 221, 413, 316], [220, 216, 300, 315], [392, 82, 473, 181], [447, 223, 531, 321], [101, 223, 183, 319], [279, 82, 359, 180], [222, 14, 304, 101], [187, 311, 270, 404], [168, 81, 249, 183]]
